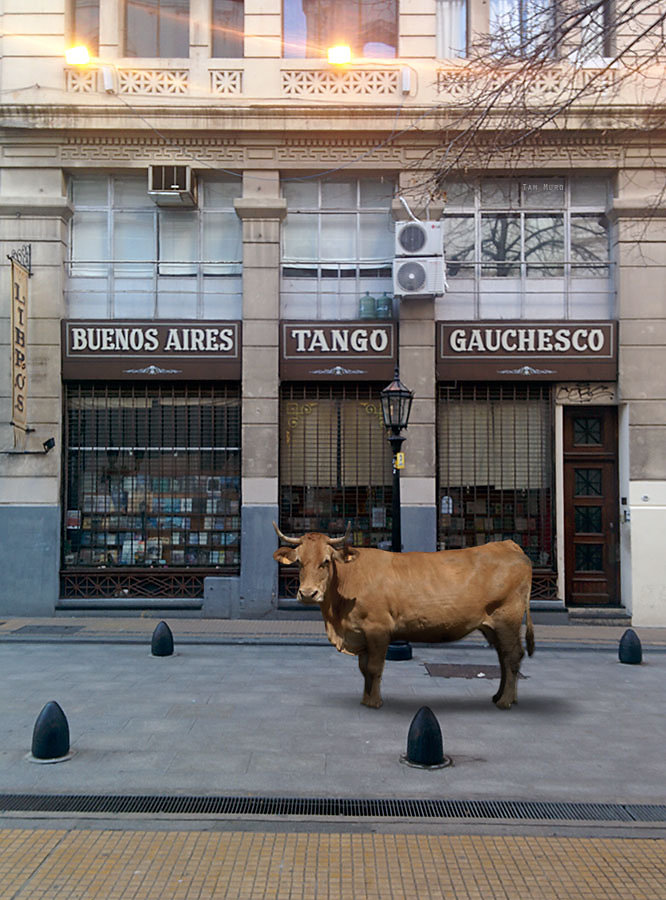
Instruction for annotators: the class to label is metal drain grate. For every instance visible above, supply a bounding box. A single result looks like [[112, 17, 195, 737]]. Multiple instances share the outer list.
[[1, 794, 664, 822], [12, 626, 83, 635]]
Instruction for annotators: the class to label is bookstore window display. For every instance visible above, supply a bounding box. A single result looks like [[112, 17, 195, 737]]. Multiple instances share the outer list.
[[278, 383, 393, 599], [62, 383, 240, 597], [437, 382, 557, 599]]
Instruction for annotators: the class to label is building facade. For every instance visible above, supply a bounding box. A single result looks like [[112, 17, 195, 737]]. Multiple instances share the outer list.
[[1, 0, 665, 625]]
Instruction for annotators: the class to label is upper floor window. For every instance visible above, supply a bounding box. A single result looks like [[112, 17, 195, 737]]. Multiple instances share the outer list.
[[437, 0, 467, 59], [283, 0, 397, 59], [439, 175, 612, 321], [68, 173, 242, 319], [126, 0, 190, 58], [71, 0, 99, 55], [489, 0, 557, 57], [212, 0, 244, 57], [281, 177, 395, 319]]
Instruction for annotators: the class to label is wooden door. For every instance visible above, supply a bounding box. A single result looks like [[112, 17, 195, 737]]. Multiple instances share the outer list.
[[563, 406, 619, 607]]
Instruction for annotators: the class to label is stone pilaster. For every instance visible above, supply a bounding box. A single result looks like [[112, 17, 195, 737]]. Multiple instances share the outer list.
[[0, 168, 71, 614], [610, 169, 666, 625], [234, 173, 286, 616]]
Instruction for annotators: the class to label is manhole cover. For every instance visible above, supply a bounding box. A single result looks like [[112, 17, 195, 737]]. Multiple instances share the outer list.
[[12, 626, 83, 635], [424, 663, 525, 679]]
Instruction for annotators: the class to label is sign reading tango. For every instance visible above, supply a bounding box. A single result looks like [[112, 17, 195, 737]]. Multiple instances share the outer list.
[[280, 321, 396, 380], [62, 320, 241, 380], [437, 321, 617, 381]]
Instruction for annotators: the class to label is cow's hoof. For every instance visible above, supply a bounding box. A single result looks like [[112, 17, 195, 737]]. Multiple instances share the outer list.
[[362, 697, 383, 709], [493, 696, 512, 710]]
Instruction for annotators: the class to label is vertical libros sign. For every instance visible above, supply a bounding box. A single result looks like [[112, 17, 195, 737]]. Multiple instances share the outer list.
[[10, 256, 29, 446]]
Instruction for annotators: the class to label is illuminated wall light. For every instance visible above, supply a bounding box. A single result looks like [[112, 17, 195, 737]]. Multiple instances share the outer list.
[[65, 45, 91, 65], [327, 45, 352, 65]]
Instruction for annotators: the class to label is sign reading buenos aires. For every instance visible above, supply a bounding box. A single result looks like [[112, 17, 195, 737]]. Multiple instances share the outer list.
[[437, 321, 617, 381], [62, 321, 241, 380], [280, 321, 396, 380]]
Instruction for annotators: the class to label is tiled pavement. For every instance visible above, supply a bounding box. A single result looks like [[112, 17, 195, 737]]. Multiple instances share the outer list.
[[1, 828, 665, 900]]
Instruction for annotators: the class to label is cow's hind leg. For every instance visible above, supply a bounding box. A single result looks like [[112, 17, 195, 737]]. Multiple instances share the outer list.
[[492, 623, 524, 710], [358, 636, 389, 709], [479, 624, 509, 706]]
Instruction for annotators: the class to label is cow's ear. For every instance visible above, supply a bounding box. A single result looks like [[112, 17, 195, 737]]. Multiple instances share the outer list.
[[332, 546, 359, 564], [273, 547, 297, 565]]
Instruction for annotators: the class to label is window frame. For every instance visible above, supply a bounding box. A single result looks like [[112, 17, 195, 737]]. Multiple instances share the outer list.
[[440, 175, 613, 320], [67, 173, 243, 319], [280, 176, 396, 320]]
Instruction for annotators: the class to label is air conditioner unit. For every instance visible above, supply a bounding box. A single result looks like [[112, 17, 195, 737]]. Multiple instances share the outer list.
[[148, 165, 197, 207], [393, 257, 445, 297], [395, 220, 443, 257]]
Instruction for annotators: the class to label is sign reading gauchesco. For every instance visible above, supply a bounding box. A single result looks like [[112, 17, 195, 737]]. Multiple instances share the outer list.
[[62, 320, 241, 380], [437, 321, 617, 381], [280, 321, 396, 380]]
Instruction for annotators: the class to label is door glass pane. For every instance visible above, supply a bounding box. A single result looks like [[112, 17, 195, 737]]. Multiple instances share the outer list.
[[573, 416, 602, 446], [575, 543, 603, 571], [574, 468, 602, 497], [574, 505, 602, 533]]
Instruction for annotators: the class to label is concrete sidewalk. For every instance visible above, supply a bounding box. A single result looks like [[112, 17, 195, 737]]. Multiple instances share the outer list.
[[1, 614, 666, 649]]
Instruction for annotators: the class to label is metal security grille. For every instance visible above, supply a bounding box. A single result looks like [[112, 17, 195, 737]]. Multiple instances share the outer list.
[[1, 794, 664, 822], [279, 383, 393, 598], [437, 383, 557, 599], [62, 383, 240, 599]]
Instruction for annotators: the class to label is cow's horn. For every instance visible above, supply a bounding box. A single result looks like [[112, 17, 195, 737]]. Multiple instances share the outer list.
[[272, 521, 301, 546], [328, 522, 352, 548]]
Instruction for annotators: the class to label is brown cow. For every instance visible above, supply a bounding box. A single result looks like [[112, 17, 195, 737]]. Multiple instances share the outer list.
[[273, 523, 534, 710]]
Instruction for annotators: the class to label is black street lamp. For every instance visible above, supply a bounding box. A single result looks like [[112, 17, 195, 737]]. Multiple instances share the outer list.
[[380, 368, 414, 661]]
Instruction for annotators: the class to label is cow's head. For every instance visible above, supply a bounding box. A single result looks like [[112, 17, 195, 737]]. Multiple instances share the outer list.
[[272, 522, 357, 605]]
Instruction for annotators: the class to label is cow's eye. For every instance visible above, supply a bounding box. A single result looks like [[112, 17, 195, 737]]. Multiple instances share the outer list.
[[320, 560, 329, 569]]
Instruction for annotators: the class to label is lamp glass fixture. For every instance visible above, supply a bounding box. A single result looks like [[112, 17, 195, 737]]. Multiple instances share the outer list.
[[327, 45, 352, 65], [65, 45, 91, 65], [380, 368, 414, 433]]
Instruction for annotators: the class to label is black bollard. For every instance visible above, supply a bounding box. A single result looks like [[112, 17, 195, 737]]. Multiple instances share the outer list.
[[151, 620, 174, 657], [386, 640, 412, 661], [618, 628, 642, 665], [31, 701, 70, 761], [401, 705, 452, 769]]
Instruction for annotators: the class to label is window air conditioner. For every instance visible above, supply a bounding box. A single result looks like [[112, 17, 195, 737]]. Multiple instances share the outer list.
[[393, 257, 445, 297], [148, 165, 197, 207], [395, 220, 443, 257]]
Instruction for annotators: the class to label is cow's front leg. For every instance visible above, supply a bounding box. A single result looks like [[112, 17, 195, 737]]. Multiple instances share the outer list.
[[358, 637, 389, 708]]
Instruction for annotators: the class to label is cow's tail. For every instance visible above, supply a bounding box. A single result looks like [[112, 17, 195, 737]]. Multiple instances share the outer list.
[[524, 579, 535, 657]]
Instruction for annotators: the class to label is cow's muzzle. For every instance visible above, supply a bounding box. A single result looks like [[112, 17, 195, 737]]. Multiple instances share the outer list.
[[297, 588, 322, 605]]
